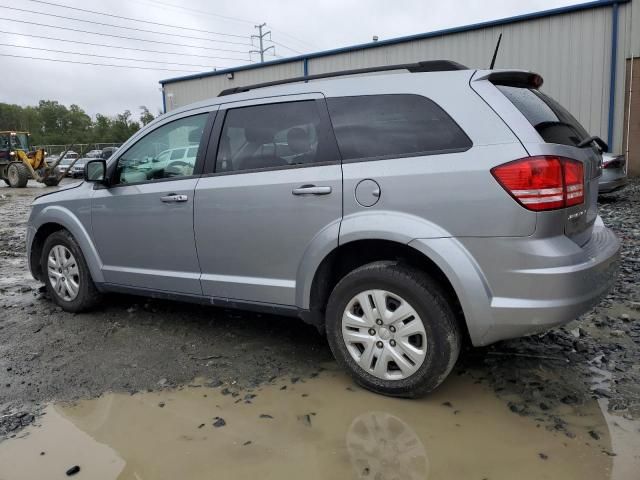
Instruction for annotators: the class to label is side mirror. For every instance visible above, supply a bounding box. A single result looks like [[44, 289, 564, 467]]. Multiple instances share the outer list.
[[84, 159, 107, 184]]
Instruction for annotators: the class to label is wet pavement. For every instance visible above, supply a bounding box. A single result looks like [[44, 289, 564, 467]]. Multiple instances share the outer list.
[[1, 179, 640, 479], [1, 368, 639, 480]]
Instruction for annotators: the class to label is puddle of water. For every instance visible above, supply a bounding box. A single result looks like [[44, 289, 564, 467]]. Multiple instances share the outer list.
[[0, 370, 626, 480]]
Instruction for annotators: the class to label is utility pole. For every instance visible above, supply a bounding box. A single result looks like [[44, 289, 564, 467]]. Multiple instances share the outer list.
[[251, 23, 274, 62]]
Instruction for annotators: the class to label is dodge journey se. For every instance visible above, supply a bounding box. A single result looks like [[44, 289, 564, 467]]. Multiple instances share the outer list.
[[27, 60, 620, 397]]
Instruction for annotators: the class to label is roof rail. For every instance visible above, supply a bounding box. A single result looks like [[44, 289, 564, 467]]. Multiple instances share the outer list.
[[218, 60, 468, 97]]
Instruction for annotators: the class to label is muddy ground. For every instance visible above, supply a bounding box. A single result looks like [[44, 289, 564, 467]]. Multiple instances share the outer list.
[[0, 178, 639, 450]]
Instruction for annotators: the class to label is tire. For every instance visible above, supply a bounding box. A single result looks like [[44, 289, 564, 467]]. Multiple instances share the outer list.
[[43, 176, 61, 187], [41, 230, 101, 312], [325, 261, 461, 398], [6, 162, 29, 188]]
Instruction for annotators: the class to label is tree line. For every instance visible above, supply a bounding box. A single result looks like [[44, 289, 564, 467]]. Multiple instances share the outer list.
[[0, 100, 157, 147]]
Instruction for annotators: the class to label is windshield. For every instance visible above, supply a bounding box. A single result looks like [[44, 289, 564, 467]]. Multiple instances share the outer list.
[[11, 133, 30, 151]]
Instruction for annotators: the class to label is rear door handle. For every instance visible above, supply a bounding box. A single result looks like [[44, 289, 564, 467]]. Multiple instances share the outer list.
[[292, 185, 332, 196], [160, 194, 188, 203]]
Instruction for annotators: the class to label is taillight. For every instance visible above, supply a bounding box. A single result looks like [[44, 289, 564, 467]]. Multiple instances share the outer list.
[[491, 156, 584, 211], [603, 156, 624, 169]]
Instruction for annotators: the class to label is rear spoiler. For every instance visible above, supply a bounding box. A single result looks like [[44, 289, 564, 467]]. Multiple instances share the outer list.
[[473, 70, 544, 89]]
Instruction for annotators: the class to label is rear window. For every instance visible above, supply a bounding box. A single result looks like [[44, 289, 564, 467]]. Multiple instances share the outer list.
[[496, 86, 589, 147], [326, 94, 472, 161]]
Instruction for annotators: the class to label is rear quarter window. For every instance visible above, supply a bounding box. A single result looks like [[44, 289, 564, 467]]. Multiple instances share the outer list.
[[496, 86, 589, 147], [326, 94, 472, 161]]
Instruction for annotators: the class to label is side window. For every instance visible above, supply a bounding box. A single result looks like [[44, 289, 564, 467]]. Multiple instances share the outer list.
[[115, 113, 208, 184], [215, 101, 336, 173], [326, 94, 472, 161]]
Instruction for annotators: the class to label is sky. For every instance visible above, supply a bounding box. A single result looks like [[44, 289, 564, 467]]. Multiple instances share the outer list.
[[0, 0, 587, 120]]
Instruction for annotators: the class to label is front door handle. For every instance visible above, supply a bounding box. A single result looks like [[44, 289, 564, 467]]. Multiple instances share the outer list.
[[292, 185, 332, 196], [160, 194, 188, 203]]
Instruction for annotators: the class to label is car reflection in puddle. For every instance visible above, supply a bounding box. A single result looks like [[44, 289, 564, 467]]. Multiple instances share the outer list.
[[0, 368, 637, 480]]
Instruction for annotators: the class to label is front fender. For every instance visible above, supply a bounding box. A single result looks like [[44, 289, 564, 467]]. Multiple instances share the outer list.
[[30, 204, 104, 284]]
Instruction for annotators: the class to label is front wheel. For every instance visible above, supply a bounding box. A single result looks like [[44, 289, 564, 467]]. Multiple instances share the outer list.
[[325, 261, 461, 398], [7, 162, 29, 188], [41, 230, 101, 312]]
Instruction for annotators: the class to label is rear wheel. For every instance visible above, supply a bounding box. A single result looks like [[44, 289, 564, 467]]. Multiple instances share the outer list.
[[41, 230, 101, 312], [7, 162, 29, 188], [326, 261, 461, 398]]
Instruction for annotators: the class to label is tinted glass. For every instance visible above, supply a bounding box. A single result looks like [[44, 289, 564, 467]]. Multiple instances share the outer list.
[[326, 94, 471, 161], [115, 114, 207, 184], [497, 86, 589, 147], [216, 101, 336, 173]]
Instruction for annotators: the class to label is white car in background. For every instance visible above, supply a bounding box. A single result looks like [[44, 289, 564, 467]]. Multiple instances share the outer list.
[[121, 146, 198, 183], [85, 150, 103, 159]]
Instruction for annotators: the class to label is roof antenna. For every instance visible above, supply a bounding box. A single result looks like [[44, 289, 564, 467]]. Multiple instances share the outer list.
[[489, 33, 502, 69]]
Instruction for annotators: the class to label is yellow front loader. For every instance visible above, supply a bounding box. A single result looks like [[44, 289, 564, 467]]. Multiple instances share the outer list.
[[0, 131, 69, 188]]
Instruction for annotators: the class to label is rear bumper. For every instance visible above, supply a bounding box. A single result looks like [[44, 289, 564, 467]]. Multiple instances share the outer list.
[[460, 219, 619, 345], [410, 218, 620, 346], [598, 175, 627, 193]]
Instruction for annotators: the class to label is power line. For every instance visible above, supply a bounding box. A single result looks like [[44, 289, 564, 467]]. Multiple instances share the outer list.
[[1, 5, 252, 46], [0, 52, 201, 72], [132, 0, 257, 25], [131, 0, 318, 51], [2, 17, 252, 53], [269, 40, 303, 55], [24, 0, 250, 39], [0, 30, 251, 59], [0, 42, 217, 68], [269, 27, 318, 51]]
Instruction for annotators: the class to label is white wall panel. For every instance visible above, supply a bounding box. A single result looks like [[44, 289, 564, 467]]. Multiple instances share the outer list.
[[162, 1, 638, 153]]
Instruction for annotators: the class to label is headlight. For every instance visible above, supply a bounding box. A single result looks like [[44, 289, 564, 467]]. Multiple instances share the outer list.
[[9, 151, 15, 156]]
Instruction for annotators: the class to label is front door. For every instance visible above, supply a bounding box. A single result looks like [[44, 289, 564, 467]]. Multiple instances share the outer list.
[[91, 110, 214, 294], [194, 96, 342, 306]]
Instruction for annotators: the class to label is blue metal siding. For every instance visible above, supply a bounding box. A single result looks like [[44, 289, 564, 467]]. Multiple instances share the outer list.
[[607, 2, 620, 147]]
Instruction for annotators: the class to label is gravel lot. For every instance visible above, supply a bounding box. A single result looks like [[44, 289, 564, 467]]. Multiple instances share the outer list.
[[0, 178, 639, 439]]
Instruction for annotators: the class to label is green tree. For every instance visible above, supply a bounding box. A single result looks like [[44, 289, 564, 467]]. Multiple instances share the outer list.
[[0, 100, 146, 146], [139, 105, 155, 126]]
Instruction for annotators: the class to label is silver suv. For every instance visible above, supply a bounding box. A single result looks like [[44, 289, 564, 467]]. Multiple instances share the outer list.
[[26, 61, 620, 397]]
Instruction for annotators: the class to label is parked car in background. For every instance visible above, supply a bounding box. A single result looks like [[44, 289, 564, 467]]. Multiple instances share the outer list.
[[70, 158, 91, 178], [54, 157, 74, 176], [26, 61, 620, 397], [85, 150, 103, 159], [120, 146, 198, 182], [44, 155, 59, 166], [599, 152, 627, 194], [101, 147, 118, 159]]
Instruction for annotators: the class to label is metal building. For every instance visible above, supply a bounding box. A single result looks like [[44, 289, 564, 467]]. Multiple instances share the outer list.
[[160, 0, 640, 174]]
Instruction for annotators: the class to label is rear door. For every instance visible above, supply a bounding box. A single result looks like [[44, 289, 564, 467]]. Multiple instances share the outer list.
[[194, 94, 343, 306]]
